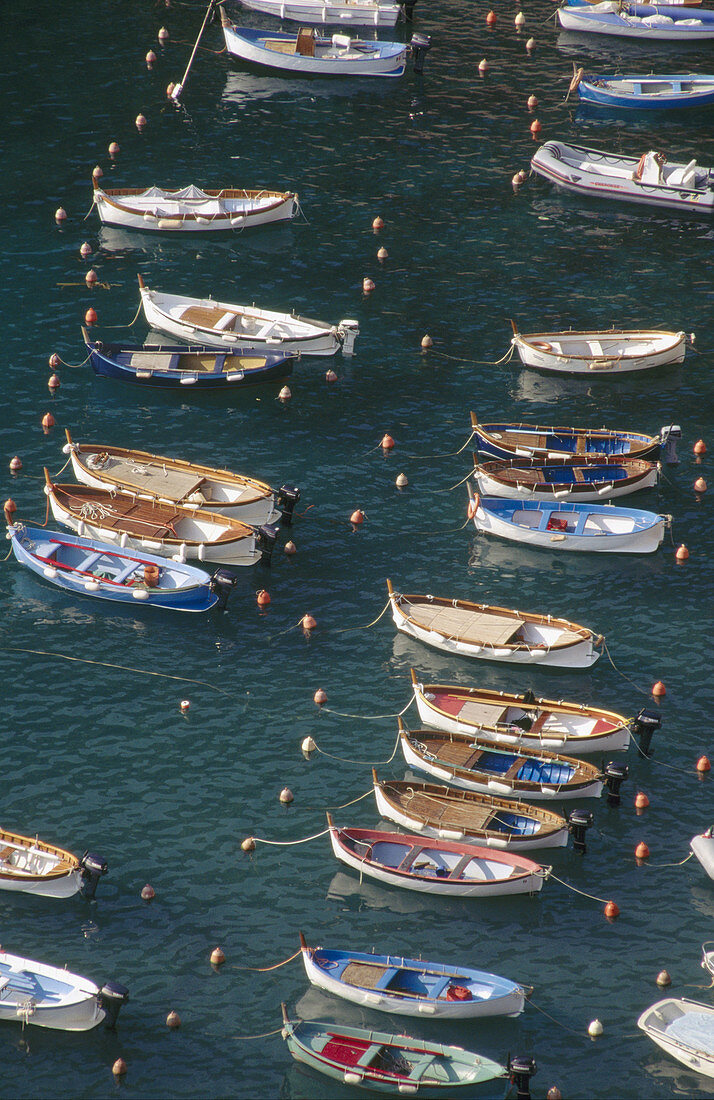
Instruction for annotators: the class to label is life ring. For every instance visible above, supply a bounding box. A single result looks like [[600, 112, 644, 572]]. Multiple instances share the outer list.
[[530, 340, 553, 353], [467, 493, 480, 519]]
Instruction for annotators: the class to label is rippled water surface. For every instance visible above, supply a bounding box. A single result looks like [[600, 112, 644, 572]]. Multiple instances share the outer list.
[[2, 2, 714, 1097]]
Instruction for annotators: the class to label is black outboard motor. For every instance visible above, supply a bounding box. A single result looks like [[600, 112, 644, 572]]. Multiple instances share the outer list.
[[99, 981, 130, 1029], [209, 568, 237, 610], [258, 523, 279, 567], [659, 423, 682, 465], [603, 760, 629, 805], [409, 32, 431, 74], [630, 707, 662, 757], [276, 484, 301, 526], [567, 808, 594, 854], [508, 1056, 537, 1100], [513, 714, 533, 732], [79, 851, 108, 900], [404, 0, 418, 20]]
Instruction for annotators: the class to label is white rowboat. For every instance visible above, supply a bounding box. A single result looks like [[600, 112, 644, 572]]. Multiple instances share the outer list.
[[92, 179, 296, 232], [221, 18, 409, 76], [235, 0, 407, 27], [637, 998, 714, 1078], [0, 951, 128, 1031], [510, 319, 687, 374]]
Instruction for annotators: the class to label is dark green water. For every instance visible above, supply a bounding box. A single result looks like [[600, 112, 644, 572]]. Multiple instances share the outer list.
[[1, 1, 714, 1096]]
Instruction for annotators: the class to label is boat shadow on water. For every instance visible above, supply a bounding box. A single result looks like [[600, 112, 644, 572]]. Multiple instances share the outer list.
[[508, 366, 686, 405]]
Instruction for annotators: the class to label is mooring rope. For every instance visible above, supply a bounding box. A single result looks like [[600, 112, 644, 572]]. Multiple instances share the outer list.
[[320, 700, 412, 722], [333, 598, 391, 633], [405, 430, 476, 461], [4, 648, 232, 695], [548, 870, 612, 905], [228, 948, 301, 973], [232, 1026, 284, 1041], [527, 998, 587, 1038], [310, 728, 402, 766], [603, 641, 655, 699], [248, 827, 330, 848]]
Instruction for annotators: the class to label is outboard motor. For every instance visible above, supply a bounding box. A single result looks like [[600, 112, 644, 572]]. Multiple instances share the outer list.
[[99, 981, 130, 1029], [409, 32, 432, 74], [659, 423, 682, 465], [337, 319, 359, 356], [79, 851, 108, 900], [513, 714, 533, 732], [276, 485, 301, 527], [567, 808, 594, 854], [508, 1056, 537, 1100], [603, 760, 629, 805], [630, 707, 662, 757], [404, 0, 418, 19], [209, 568, 237, 610], [258, 523, 279, 567]]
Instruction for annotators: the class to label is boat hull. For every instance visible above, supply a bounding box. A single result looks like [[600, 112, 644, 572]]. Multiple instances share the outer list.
[[470, 416, 661, 463], [85, 339, 294, 389], [93, 186, 296, 232], [512, 328, 687, 373], [558, 2, 714, 39], [238, 0, 403, 27], [578, 73, 714, 110], [223, 24, 407, 76], [473, 459, 658, 501], [0, 953, 105, 1031], [637, 998, 714, 1078]]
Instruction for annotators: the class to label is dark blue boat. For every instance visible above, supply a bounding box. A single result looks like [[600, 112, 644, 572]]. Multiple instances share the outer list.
[[575, 70, 714, 111], [469, 412, 675, 463], [83, 328, 295, 389]]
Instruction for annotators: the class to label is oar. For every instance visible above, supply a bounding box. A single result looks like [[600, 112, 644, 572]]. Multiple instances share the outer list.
[[170, 0, 218, 103]]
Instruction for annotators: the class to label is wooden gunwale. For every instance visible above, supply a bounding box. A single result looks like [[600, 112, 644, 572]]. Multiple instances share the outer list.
[[469, 411, 659, 453], [94, 185, 294, 222], [514, 330, 682, 362], [0, 828, 78, 880]]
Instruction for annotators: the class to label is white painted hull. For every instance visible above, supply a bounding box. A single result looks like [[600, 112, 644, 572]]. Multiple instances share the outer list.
[[691, 832, 714, 879], [93, 188, 296, 232], [399, 732, 605, 801], [223, 25, 407, 75], [389, 600, 600, 668], [239, 0, 403, 27], [301, 952, 525, 1018], [0, 869, 81, 898], [638, 998, 714, 1078], [558, 6, 714, 39], [512, 331, 687, 374], [47, 495, 261, 567], [472, 501, 665, 554], [473, 467, 658, 502], [0, 952, 104, 1031]]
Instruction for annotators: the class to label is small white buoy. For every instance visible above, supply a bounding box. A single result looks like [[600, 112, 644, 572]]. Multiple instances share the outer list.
[[377, 246, 388, 261], [372, 215, 384, 230], [363, 276, 375, 294], [108, 141, 120, 158], [313, 687, 327, 705], [526, 37, 536, 51], [588, 1019, 604, 1039], [515, 11, 526, 27], [421, 334, 433, 349], [92, 165, 103, 181], [158, 26, 170, 41], [396, 472, 408, 489], [302, 614, 317, 632], [146, 50, 157, 66], [55, 207, 67, 223], [166, 1010, 181, 1029], [80, 242, 92, 259], [48, 373, 60, 391], [278, 385, 292, 401], [141, 884, 155, 901], [112, 1058, 127, 1078], [325, 368, 338, 383], [180, 699, 190, 712], [478, 58, 489, 74], [135, 114, 147, 131], [9, 456, 22, 473], [279, 787, 294, 804], [302, 735, 316, 754], [241, 837, 256, 852], [210, 946, 225, 966], [85, 268, 98, 286], [284, 540, 297, 556]]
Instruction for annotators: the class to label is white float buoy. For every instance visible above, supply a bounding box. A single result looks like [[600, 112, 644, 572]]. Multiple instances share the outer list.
[[302, 735, 316, 754], [588, 1019, 604, 1038]]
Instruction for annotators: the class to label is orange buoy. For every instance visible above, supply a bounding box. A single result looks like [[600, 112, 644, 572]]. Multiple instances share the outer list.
[[256, 589, 271, 607], [55, 207, 67, 223], [85, 307, 98, 325], [49, 352, 61, 369], [372, 215, 384, 230], [180, 699, 190, 712], [166, 1010, 181, 1029], [363, 276, 375, 293], [526, 37, 536, 50], [325, 368, 338, 383], [112, 1059, 127, 1077], [635, 842, 650, 860], [381, 433, 395, 451], [108, 141, 120, 158], [421, 334, 433, 349], [527, 94, 538, 110], [79, 242, 92, 259], [48, 373, 60, 390], [302, 613, 317, 632], [4, 498, 16, 522], [656, 970, 672, 988], [478, 58, 489, 74], [278, 385, 291, 401], [652, 680, 666, 697], [210, 946, 225, 966], [279, 787, 294, 804], [284, 540, 297, 556], [530, 119, 541, 134], [396, 473, 408, 489], [85, 268, 98, 286], [547, 1090, 563, 1100], [241, 836, 256, 852], [634, 791, 650, 810], [313, 687, 327, 706], [135, 114, 147, 130], [42, 413, 55, 432], [486, 10, 497, 24], [92, 165, 103, 181], [146, 49, 157, 65], [9, 456, 22, 473], [350, 509, 365, 526], [694, 439, 707, 457], [697, 755, 711, 773], [141, 884, 155, 901], [604, 900, 620, 920], [695, 477, 708, 494], [158, 26, 169, 41], [675, 543, 689, 562]]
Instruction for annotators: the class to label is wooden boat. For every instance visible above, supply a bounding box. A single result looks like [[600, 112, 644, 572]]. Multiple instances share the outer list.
[[63, 429, 300, 528], [138, 274, 359, 357], [571, 67, 714, 110], [531, 140, 714, 216], [510, 319, 687, 374], [92, 178, 297, 233], [280, 1003, 506, 1093], [470, 412, 666, 463], [468, 493, 667, 554], [83, 329, 295, 389], [0, 827, 107, 899], [472, 454, 659, 502], [409, 669, 631, 755], [326, 812, 549, 897], [558, 0, 714, 39], [690, 826, 714, 880], [221, 18, 409, 77], [372, 771, 569, 850], [9, 523, 225, 613], [298, 931, 528, 1018], [44, 472, 278, 567], [386, 578, 604, 668], [398, 718, 606, 801], [637, 998, 714, 1078], [0, 950, 128, 1030], [237, 0, 407, 27]]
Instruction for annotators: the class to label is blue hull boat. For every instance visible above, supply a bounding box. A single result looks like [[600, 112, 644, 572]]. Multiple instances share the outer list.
[[299, 932, 529, 1018], [8, 524, 225, 612], [558, 1, 714, 40], [469, 492, 667, 554], [573, 69, 714, 110], [83, 329, 294, 389], [470, 413, 669, 463]]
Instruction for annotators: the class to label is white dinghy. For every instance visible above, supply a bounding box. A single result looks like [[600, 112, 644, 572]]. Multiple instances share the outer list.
[[510, 320, 687, 374], [0, 828, 107, 899], [235, 0, 408, 27], [137, 275, 359, 357], [0, 951, 128, 1031], [92, 179, 297, 232], [637, 998, 714, 1078]]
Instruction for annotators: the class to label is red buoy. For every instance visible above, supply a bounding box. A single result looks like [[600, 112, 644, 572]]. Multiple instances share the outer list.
[[48, 373, 60, 391], [675, 543, 690, 563], [85, 307, 98, 325], [694, 439, 707, 457], [486, 10, 497, 24], [284, 540, 297, 556], [313, 687, 327, 706], [141, 883, 155, 901], [530, 119, 541, 135], [302, 613, 317, 632], [695, 477, 708, 494], [635, 842, 650, 860], [697, 755, 711, 773], [372, 216, 384, 230], [652, 681, 666, 698], [363, 276, 375, 294], [604, 900, 620, 920], [256, 589, 271, 607], [9, 456, 22, 473], [634, 791, 650, 810], [350, 509, 365, 526], [4, 498, 17, 522], [325, 369, 338, 383], [112, 1059, 127, 1078], [381, 433, 395, 450], [42, 412, 55, 432]]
